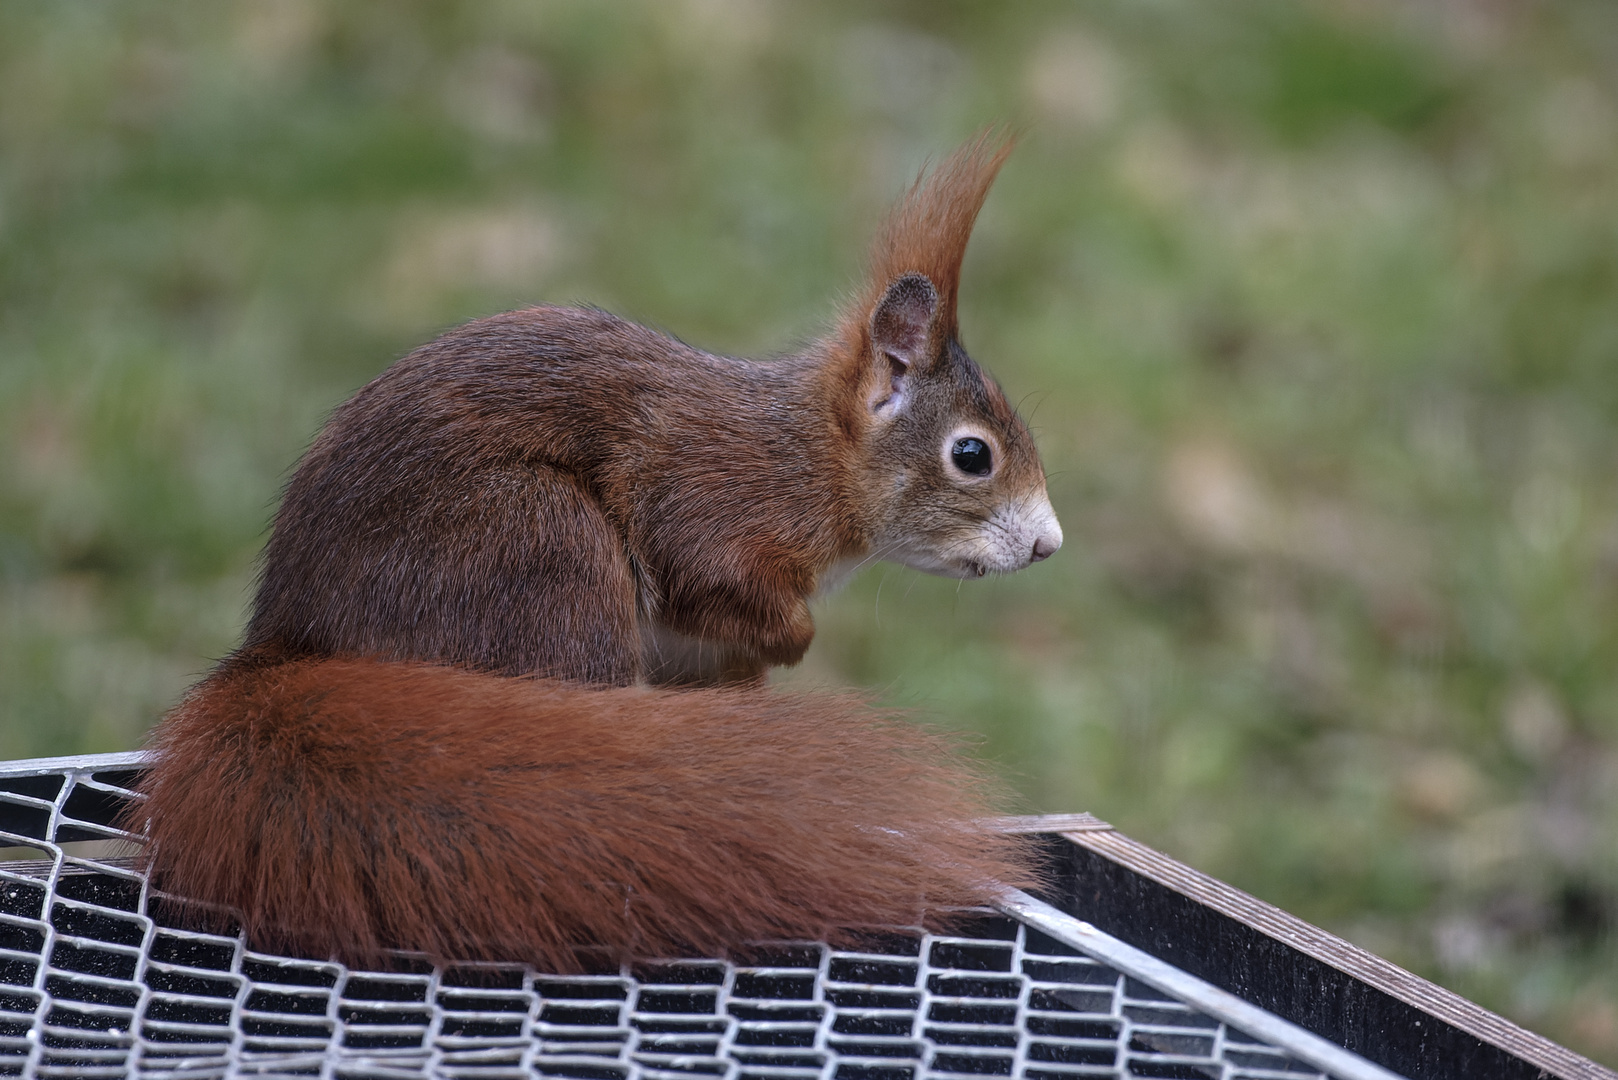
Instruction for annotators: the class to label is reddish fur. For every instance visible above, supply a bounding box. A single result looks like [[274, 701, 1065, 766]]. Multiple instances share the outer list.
[[141, 657, 1032, 970], [129, 131, 1048, 969]]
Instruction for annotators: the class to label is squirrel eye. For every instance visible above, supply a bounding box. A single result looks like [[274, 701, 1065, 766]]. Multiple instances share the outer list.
[[951, 437, 992, 476]]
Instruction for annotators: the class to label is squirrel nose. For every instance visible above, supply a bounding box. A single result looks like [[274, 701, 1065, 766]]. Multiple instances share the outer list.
[[1031, 533, 1061, 562]]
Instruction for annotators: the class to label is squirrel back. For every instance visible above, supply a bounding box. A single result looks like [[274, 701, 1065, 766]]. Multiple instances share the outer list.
[[130, 133, 1059, 969]]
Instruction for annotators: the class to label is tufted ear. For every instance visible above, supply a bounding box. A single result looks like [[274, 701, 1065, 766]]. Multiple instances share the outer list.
[[868, 273, 938, 416]]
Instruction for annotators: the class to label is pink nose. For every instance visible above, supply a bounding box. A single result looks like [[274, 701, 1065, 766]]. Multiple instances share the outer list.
[[1031, 534, 1061, 562]]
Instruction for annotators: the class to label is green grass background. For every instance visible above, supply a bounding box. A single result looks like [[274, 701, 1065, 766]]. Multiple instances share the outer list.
[[3, 0, 1617, 1063]]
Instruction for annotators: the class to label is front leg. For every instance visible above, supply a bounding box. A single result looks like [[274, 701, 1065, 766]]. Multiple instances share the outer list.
[[653, 559, 818, 674], [639, 622, 771, 688]]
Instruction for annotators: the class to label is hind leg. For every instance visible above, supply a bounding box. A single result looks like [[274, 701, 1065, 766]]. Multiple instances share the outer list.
[[392, 463, 640, 684]]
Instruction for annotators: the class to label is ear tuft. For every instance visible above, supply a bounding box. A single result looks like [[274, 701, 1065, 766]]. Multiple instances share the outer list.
[[871, 273, 939, 368], [846, 129, 1016, 345], [830, 129, 1015, 419]]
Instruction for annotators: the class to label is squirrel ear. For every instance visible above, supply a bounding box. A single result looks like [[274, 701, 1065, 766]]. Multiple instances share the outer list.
[[868, 273, 938, 416]]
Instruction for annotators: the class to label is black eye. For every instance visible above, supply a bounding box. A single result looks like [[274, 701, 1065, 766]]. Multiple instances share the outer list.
[[951, 437, 992, 476]]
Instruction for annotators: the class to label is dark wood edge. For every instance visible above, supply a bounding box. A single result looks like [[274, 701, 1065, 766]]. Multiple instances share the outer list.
[[1030, 819, 1614, 1080]]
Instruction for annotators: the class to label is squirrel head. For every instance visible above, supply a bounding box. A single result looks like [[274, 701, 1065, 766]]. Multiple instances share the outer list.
[[831, 132, 1062, 579]]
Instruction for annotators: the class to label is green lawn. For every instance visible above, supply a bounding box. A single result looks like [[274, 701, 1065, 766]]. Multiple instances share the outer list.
[[3, 0, 1616, 1064]]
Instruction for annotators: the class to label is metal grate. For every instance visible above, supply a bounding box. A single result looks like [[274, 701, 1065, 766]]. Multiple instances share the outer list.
[[0, 753, 1400, 1080]]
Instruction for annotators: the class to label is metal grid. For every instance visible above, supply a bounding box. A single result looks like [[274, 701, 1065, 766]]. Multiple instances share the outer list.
[[0, 753, 1396, 1080]]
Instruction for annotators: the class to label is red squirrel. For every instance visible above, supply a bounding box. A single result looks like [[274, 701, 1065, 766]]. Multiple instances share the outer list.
[[129, 133, 1063, 972]]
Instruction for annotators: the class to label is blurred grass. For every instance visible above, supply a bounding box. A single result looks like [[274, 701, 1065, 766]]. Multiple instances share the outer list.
[[3, 0, 1617, 1063]]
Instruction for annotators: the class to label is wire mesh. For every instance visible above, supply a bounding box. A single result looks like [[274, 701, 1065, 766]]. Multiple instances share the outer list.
[[0, 755, 1373, 1079]]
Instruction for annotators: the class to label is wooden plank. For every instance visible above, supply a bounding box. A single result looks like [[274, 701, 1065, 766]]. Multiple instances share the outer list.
[[995, 813, 1616, 1080]]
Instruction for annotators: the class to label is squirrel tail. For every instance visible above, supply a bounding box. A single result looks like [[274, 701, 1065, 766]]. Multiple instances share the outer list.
[[128, 657, 1036, 970]]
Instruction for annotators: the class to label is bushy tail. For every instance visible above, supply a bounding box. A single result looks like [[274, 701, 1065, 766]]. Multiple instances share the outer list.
[[128, 657, 1035, 971]]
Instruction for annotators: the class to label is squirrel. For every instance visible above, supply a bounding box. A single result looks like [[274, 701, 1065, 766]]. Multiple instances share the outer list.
[[127, 132, 1064, 973]]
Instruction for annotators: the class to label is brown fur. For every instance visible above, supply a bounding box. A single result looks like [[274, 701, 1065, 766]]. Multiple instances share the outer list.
[[142, 656, 1032, 970], [243, 306, 860, 683], [129, 131, 1052, 969]]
